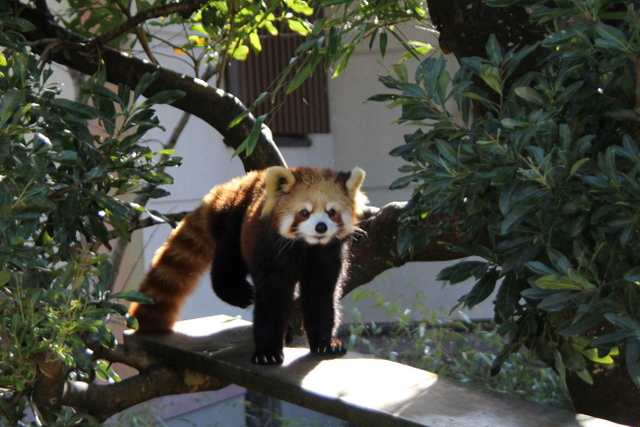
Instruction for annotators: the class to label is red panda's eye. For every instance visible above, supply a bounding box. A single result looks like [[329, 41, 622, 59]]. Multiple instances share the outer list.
[[299, 209, 310, 218], [327, 208, 336, 217]]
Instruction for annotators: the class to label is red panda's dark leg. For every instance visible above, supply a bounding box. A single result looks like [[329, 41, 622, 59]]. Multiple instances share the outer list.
[[249, 239, 300, 365], [210, 211, 254, 308], [299, 243, 347, 357]]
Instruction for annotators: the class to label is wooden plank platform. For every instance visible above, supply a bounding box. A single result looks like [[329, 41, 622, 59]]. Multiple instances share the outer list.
[[124, 315, 625, 427]]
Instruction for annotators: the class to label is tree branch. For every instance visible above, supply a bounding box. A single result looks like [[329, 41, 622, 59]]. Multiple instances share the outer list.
[[92, 0, 209, 47], [34, 347, 228, 421], [62, 365, 227, 421], [13, 1, 286, 172], [88, 342, 161, 372], [345, 202, 479, 295]]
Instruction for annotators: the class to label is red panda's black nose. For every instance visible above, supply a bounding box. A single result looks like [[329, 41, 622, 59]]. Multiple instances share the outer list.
[[315, 222, 328, 234]]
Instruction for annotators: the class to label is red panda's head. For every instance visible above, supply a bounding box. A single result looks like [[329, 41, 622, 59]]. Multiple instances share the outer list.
[[262, 166, 367, 245]]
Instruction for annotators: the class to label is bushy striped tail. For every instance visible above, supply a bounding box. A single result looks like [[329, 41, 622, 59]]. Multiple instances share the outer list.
[[129, 205, 215, 332]]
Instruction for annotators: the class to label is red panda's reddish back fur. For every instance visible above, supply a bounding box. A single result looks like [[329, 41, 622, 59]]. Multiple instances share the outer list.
[[129, 166, 366, 333], [129, 171, 266, 331]]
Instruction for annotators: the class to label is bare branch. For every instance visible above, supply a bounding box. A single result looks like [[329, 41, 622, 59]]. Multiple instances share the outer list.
[[33, 346, 228, 421], [105, 211, 189, 242], [345, 202, 476, 295], [88, 342, 161, 372]]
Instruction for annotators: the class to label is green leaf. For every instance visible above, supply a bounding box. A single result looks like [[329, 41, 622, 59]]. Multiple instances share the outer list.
[[138, 171, 174, 185], [501, 201, 543, 234], [83, 166, 106, 181], [535, 275, 581, 291], [538, 291, 575, 311], [0, 16, 36, 32], [594, 24, 629, 51], [499, 179, 519, 215], [460, 269, 498, 308], [84, 83, 126, 109], [54, 98, 99, 120], [379, 29, 387, 58], [287, 62, 314, 94], [287, 19, 310, 37], [626, 337, 640, 386], [0, 270, 10, 286], [624, 266, 640, 283], [480, 64, 502, 95], [232, 45, 250, 61], [249, 32, 262, 52], [485, 34, 503, 63], [437, 260, 487, 285], [556, 313, 603, 336], [569, 158, 589, 176], [141, 90, 185, 107], [0, 89, 23, 128], [604, 314, 640, 331], [388, 175, 414, 190], [88, 190, 131, 219], [494, 274, 525, 321], [232, 114, 267, 158], [393, 63, 409, 83], [514, 87, 545, 106], [547, 247, 571, 274], [134, 72, 160, 99], [572, 337, 617, 364], [53, 150, 79, 166], [587, 330, 636, 349], [110, 289, 154, 304]]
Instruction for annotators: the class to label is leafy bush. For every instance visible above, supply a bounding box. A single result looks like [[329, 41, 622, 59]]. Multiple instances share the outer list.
[[372, 1, 640, 385], [346, 289, 572, 409], [0, 14, 182, 423]]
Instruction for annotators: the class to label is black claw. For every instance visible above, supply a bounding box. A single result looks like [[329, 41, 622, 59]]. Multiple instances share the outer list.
[[252, 350, 284, 365]]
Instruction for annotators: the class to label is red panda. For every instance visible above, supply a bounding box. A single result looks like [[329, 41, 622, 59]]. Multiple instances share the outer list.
[[129, 166, 367, 365]]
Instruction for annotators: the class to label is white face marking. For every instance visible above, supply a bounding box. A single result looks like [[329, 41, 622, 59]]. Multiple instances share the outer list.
[[277, 199, 355, 245], [279, 213, 295, 238], [340, 211, 353, 233], [326, 201, 339, 212], [298, 211, 339, 245]]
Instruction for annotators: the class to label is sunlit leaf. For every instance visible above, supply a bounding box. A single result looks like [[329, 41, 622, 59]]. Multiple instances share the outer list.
[[287, 19, 310, 37], [249, 32, 262, 52]]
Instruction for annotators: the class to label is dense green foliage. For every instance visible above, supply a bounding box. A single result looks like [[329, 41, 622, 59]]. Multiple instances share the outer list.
[[375, 1, 640, 385], [0, 12, 183, 422]]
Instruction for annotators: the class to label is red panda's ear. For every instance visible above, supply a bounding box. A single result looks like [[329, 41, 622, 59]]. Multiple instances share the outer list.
[[262, 167, 295, 217], [346, 167, 365, 196], [346, 167, 367, 216]]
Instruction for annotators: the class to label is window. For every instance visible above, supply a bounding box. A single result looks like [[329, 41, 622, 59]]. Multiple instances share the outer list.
[[227, 26, 331, 143]]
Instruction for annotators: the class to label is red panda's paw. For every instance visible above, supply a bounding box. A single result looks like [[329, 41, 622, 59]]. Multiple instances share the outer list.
[[311, 339, 347, 358], [251, 349, 285, 365], [214, 279, 254, 308]]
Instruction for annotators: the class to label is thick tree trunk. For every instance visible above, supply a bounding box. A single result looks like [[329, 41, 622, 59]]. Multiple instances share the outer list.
[[566, 354, 640, 427], [427, 0, 546, 101]]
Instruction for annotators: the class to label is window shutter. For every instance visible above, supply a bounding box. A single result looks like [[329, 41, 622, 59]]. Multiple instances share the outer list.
[[229, 29, 331, 136]]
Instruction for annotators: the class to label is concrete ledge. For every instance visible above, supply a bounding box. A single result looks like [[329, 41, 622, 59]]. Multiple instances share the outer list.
[[124, 315, 624, 427]]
